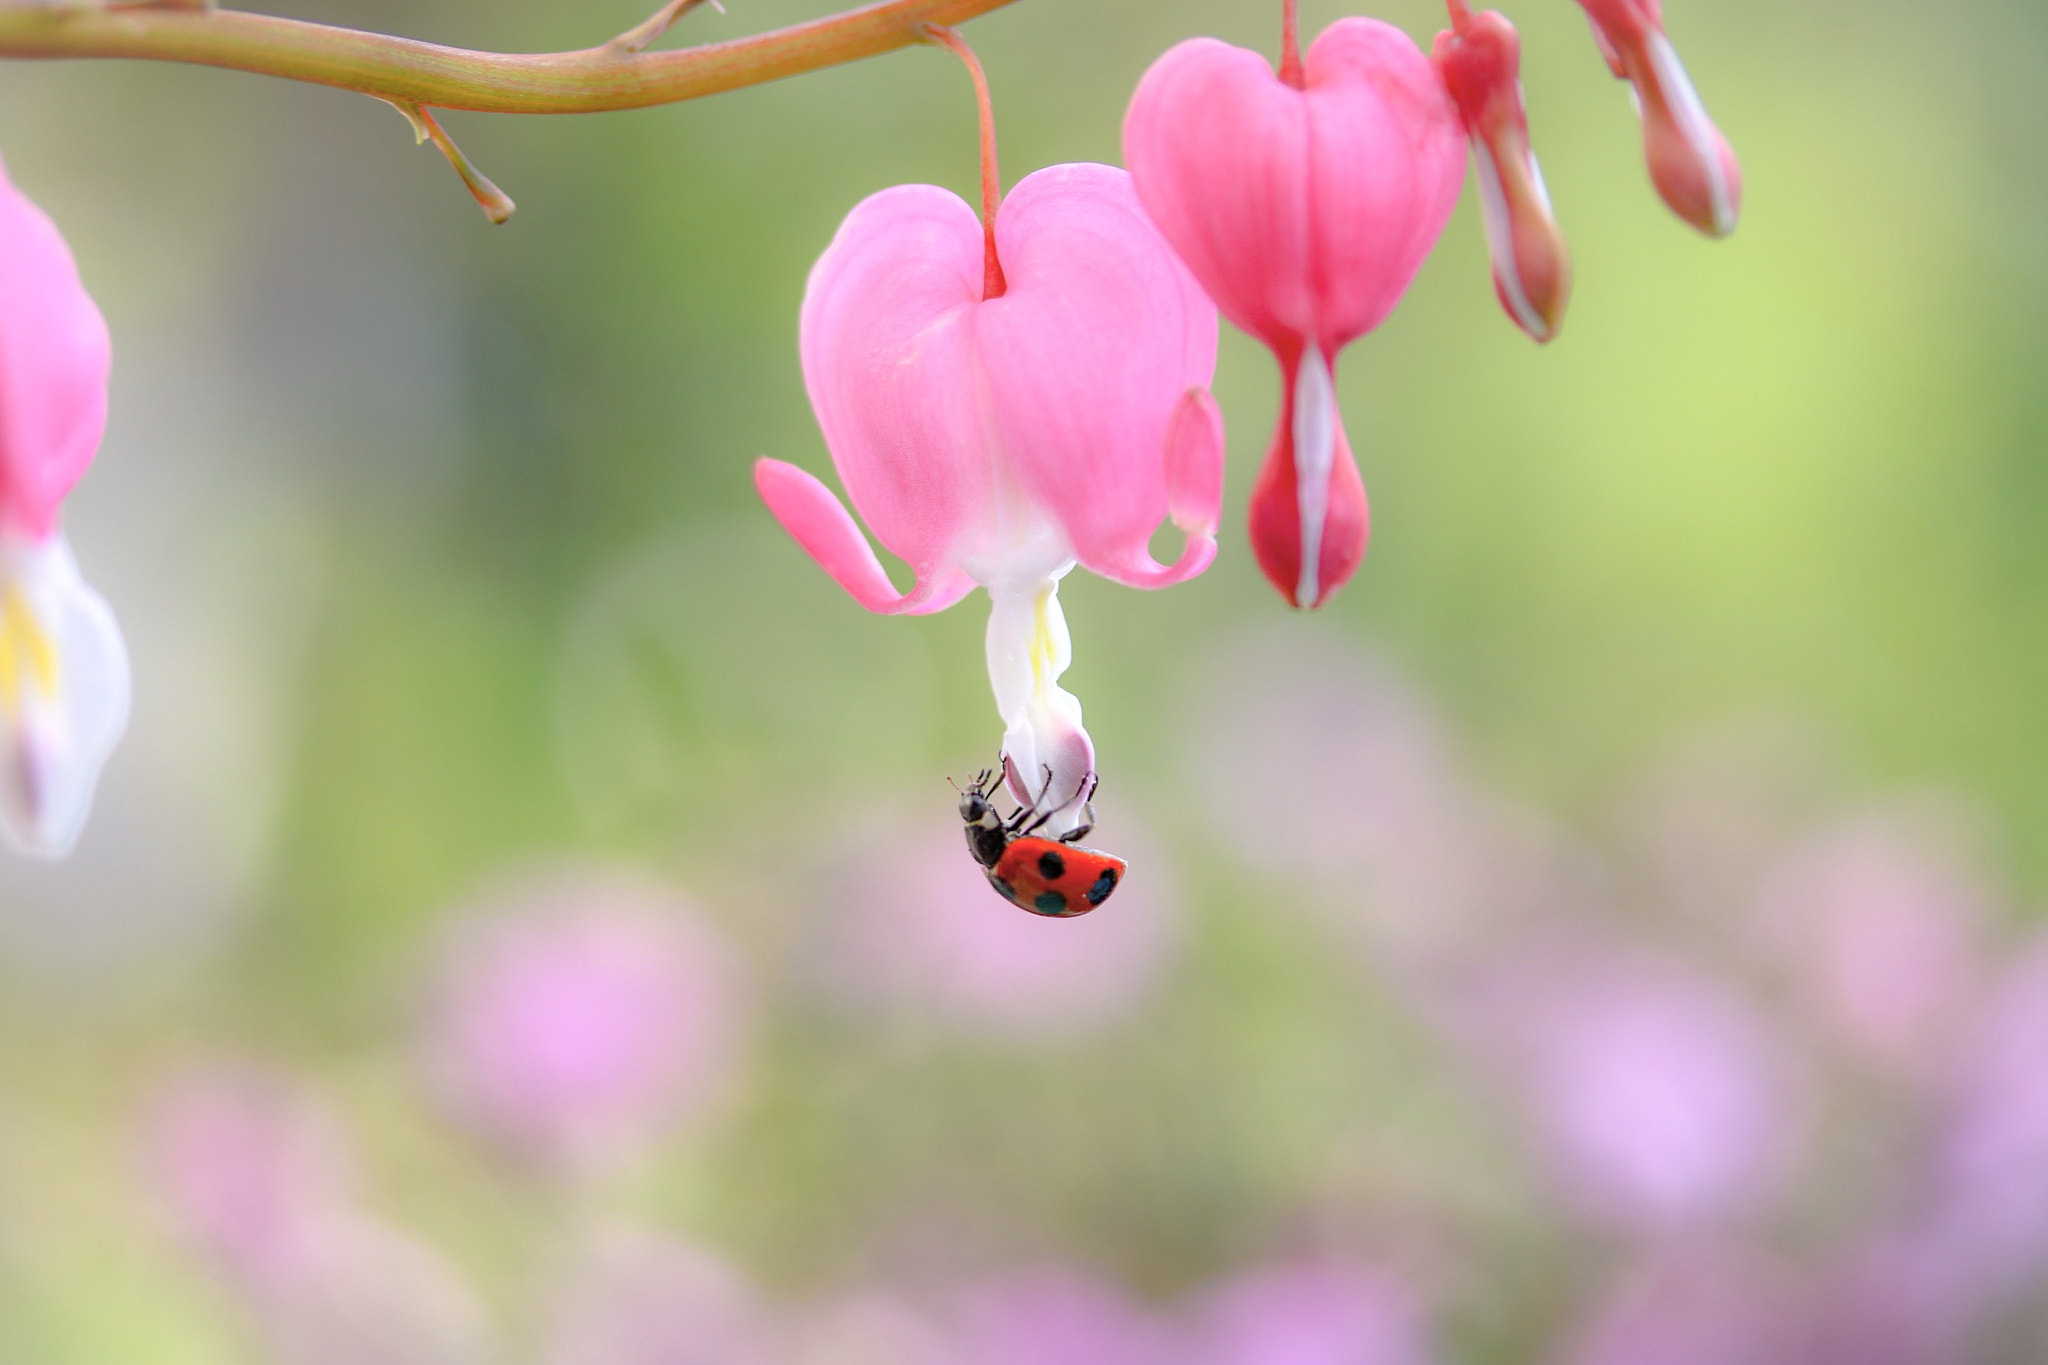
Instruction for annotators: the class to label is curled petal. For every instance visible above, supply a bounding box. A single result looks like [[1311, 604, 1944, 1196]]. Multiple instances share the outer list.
[[1578, 0, 1742, 237], [1434, 10, 1573, 342], [1092, 388, 1223, 591], [1248, 347, 1368, 610], [0, 156, 110, 541], [974, 164, 1221, 588], [753, 458, 975, 616], [0, 532, 129, 857]]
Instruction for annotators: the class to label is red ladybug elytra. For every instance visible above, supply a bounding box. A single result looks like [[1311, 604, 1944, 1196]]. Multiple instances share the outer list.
[[956, 766, 1125, 917]]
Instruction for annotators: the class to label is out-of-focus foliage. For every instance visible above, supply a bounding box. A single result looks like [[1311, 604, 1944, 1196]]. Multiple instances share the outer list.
[[1, 0, 2046, 1360]]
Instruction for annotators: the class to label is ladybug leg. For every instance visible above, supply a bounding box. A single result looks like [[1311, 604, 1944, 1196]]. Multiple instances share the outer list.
[[1006, 765, 1060, 834], [1022, 770, 1096, 840]]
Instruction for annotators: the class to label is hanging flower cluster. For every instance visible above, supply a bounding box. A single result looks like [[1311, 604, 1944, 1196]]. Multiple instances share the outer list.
[[759, 2, 1739, 890], [0, 154, 128, 860], [0, 0, 1739, 863]]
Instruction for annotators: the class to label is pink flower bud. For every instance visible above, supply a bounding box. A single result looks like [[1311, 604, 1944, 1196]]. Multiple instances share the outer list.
[[1433, 7, 1572, 342], [1576, 0, 1742, 237]]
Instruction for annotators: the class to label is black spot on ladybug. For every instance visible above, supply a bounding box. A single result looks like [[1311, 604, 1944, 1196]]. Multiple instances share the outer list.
[[987, 873, 1018, 904], [1032, 890, 1069, 916], [1037, 848, 1066, 881], [1084, 867, 1118, 905]]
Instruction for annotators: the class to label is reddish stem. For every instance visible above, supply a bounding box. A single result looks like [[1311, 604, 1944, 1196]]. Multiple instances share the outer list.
[[924, 24, 1005, 299], [1444, 0, 1474, 26], [1278, 0, 1304, 88]]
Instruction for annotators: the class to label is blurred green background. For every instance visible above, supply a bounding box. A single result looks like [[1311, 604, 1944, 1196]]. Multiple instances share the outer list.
[[1, 0, 2047, 1359]]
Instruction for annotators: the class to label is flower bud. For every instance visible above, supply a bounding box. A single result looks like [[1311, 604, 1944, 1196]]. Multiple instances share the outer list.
[[1577, 0, 1742, 238], [1434, 8, 1572, 342]]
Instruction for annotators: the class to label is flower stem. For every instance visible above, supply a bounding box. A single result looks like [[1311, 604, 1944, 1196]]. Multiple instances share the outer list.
[[1278, 0, 1303, 88], [0, 0, 1023, 114], [922, 23, 1005, 300]]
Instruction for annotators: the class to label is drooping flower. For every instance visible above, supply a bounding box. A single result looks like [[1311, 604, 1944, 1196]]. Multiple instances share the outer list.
[[1575, 0, 1742, 237], [1124, 17, 1464, 608], [0, 153, 129, 856], [1433, 2, 1572, 342], [755, 157, 1221, 828]]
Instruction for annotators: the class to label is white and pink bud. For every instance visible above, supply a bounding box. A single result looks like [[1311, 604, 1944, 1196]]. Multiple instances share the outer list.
[[1434, 5, 1572, 342], [1577, 0, 1742, 238]]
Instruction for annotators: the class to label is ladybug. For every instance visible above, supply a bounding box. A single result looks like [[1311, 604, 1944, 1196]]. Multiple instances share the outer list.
[[956, 766, 1126, 917]]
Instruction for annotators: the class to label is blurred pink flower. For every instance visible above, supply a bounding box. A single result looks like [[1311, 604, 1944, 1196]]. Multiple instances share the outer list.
[[1798, 1240, 1963, 1365], [545, 1229, 773, 1365], [245, 1214, 494, 1365], [950, 1268, 1180, 1365], [1561, 1245, 1802, 1365], [1475, 944, 1799, 1233], [757, 162, 1220, 829], [782, 1292, 955, 1365], [144, 1062, 353, 1290], [1916, 933, 2048, 1304], [1181, 624, 1577, 969], [422, 867, 746, 1171], [1752, 810, 1988, 1080], [1124, 19, 1462, 607], [817, 808, 1176, 1041], [1190, 1259, 1432, 1365], [0, 152, 129, 858], [144, 1062, 492, 1365]]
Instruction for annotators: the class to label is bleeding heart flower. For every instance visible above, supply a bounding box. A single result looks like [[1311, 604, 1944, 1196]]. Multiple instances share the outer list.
[[1433, 2, 1572, 342], [0, 152, 129, 857], [755, 161, 1220, 828], [1124, 18, 1463, 608], [1576, 0, 1742, 238]]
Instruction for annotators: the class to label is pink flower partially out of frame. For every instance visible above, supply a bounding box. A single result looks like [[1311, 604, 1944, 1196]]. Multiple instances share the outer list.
[[0, 152, 129, 858]]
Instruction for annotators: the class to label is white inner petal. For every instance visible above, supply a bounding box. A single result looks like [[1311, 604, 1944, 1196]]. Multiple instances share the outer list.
[[1291, 344, 1338, 609], [1472, 140, 1549, 342], [1647, 32, 1735, 237], [983, 571, 1093, 839], [0, 531, 130, 859]]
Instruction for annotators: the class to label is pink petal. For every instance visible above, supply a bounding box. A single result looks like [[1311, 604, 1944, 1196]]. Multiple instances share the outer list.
[[973, 164, 1220, 588], [753, 458, 975, 616], [1124, 20, 1464, 357], [0, 155, 110, 541], [797, 183, 996, 587]]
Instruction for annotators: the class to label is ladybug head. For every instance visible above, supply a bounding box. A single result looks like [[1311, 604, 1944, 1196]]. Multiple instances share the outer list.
[[956, 768, 1002, 827]]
